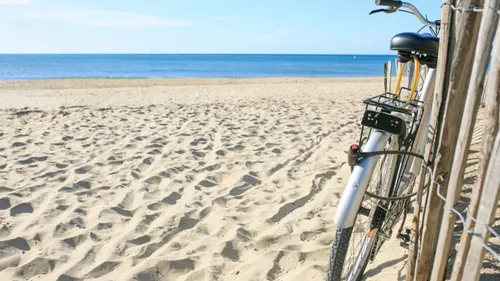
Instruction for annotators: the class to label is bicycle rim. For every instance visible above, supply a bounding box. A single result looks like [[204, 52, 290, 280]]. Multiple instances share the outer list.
[[340, 138, 399, 280]]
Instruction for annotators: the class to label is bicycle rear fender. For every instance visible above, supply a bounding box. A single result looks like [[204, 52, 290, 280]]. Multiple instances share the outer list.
[[334, 131, 390, 228]]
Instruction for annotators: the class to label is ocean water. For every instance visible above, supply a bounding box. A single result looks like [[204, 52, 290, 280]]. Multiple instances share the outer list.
[[0, 54, 396, 80]]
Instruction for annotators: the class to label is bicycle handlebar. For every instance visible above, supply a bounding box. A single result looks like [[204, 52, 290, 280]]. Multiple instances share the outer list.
[[375, 0, 438, 28]]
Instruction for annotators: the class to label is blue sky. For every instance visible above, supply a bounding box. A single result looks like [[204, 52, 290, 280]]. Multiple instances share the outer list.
[[0, 0, 441, 54]]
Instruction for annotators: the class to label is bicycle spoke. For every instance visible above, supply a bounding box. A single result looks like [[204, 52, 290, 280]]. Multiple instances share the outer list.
[[340, 137, 399, 281]]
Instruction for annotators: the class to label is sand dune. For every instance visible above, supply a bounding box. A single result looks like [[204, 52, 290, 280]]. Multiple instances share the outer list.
[[0, 78, 414, 281]]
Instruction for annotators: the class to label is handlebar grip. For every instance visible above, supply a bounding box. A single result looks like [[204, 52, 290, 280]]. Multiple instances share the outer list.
[[375, 0, 403, 8]]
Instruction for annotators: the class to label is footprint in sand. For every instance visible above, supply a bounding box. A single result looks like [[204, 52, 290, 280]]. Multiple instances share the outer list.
[[191, 150, 206, 159], [73, 180, 91, 190], [272, 148, 282, 154], [215, 149, 226, 156], [10, 203, 33, 216], [128, 235, 151, 246], [12, 142, 26, 147], [0, 197, 11, 210], [145, 176, 162, 185], [147, 149, 162, 155], [56, 163, 68, 169], [1, 237, 30, 251], [131, 170, 141, 180], [141, 156, 154, 166], [178, 216, 199, 230], [56, 274, 80, 281], [17, 156, 48, 165], [145, 143, 163, 149], [124, 143, 137, 149], [229, 173, 261, 196], [62, 234, 86, 248], [86, 261, 120, 279], [74, 165, 92, 174], [221, 241, 239, 261], [110, 206, 134, 217], [195, 176, 221, 190], [204, 164, 221, 172], [162, 192, 182, 204]]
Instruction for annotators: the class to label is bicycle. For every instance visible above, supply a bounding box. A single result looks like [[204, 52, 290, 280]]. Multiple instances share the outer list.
[[325, 1, 441, 280]]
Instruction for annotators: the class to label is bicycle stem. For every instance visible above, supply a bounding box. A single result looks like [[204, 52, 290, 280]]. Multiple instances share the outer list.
[[401, 2, 438, 28]]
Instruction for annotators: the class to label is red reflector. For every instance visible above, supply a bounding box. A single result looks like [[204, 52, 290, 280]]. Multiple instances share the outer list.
[[351, 144, 359, 150]]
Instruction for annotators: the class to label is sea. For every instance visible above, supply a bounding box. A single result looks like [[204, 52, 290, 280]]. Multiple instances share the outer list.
[[0, 54, 396, 80]]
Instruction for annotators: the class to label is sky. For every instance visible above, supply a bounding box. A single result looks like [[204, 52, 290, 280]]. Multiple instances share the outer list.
[[0, 0, 442, 54]]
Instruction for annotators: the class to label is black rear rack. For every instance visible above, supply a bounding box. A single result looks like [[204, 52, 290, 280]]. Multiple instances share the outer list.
[[358, 91, 424, 148], [356, 91, 426, 207], [362, 91, 423, 116]]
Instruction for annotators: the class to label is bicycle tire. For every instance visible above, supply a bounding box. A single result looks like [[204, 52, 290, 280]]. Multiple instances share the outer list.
[[326, 227, 353, 281], [326, 226, 379, 281], [326, 136, 399, 281]]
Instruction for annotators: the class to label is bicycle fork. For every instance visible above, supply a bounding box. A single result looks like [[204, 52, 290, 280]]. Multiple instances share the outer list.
[[334, 130, 390, 229]]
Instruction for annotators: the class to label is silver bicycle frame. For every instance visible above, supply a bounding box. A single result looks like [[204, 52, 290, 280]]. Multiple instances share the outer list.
[[334, 68, 436, 228]]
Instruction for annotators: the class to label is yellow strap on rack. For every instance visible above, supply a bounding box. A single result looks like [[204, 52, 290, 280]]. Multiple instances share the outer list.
[[394, 62, 406, 96], [408, 54, 420, 101]]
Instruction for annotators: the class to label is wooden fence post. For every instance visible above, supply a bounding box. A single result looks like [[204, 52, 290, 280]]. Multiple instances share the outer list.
[[408, 61, 415, 89], [387, 61, 392, 92], [427, 0, 485, 280], [460, 130, 500, 281], [459, 17, 500, 280], [481, 75, 488, 107], [414, 1, 456, 279], [405, 66, 437, 281], [449, 3, 500, 280], [385, 61, 392, 92]]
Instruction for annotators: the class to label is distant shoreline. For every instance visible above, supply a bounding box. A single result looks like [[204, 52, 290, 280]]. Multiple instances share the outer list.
[[0, 75, 385, 82], [0, 76, 383, 91]]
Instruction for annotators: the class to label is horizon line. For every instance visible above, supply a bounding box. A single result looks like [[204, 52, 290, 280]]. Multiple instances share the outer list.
[[0, 52, 396, 56]]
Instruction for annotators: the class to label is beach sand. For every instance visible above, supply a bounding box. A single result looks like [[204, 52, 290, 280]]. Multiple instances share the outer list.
[[0, 77, 478, 281]]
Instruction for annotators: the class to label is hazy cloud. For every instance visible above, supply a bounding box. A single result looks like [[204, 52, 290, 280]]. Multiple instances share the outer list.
[[2, 5, 193, 28], [0, 0, 32, 4]]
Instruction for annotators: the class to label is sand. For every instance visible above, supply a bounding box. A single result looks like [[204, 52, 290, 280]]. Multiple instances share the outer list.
[[0, 77, 459, 281]]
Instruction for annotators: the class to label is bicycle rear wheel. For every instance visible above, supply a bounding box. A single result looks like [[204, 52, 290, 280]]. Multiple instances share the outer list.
[[326, 138, 399, 281]]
